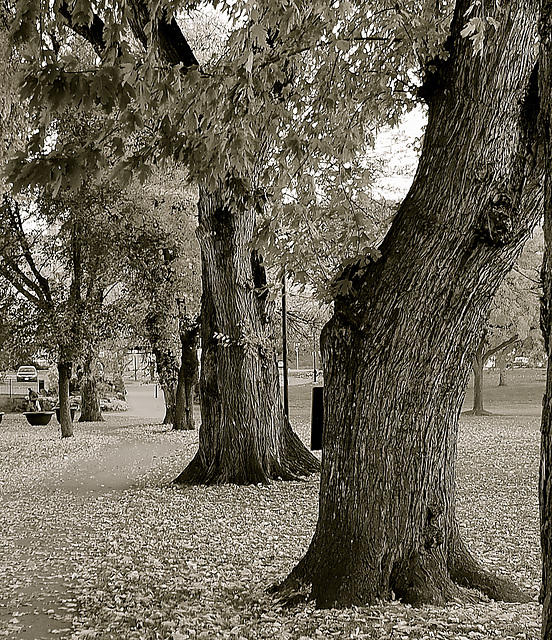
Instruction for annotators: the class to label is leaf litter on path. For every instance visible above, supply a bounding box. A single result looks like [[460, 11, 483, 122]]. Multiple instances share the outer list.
[[0, 413, 542, 639]]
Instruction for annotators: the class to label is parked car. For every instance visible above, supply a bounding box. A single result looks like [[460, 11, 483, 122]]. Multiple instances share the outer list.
[[16, 365, 38, 382]]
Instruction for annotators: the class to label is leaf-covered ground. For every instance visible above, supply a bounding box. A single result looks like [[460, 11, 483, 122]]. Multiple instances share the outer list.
[[0, 413, 542, 639]]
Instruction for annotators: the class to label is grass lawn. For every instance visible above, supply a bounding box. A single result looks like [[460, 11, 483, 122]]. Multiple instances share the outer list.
[[0, 369, 545, 639]]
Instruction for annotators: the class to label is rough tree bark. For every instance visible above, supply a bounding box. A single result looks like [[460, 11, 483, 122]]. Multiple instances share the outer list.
[[539, 1, 552, 637], [278, 1, 542, 608], [79, 348, 103, 422], [57, 359, 73, 438], [126, 0, 317, 479], [174, 187, 320, 484], [152, 345, 179, 426], [145, 311, 180, 426], [174, 314, 199, 431]]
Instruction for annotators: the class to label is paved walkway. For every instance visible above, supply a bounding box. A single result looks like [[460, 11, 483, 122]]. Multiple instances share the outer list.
[[0, 417, 190, 639], [123, 381, 166, 421], [1, 376, 313, 639]]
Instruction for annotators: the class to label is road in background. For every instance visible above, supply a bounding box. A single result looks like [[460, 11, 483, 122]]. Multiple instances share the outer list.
[[0, 371, 47, 396], [122, 373, 312, 423]]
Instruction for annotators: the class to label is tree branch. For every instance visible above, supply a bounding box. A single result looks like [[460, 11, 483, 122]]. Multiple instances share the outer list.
[[125, 0, 198, 67], [0, 196, 52, 304], [57, 2, 107, 58], [58, 0, 198, 69], [483, 334, 520, 361]]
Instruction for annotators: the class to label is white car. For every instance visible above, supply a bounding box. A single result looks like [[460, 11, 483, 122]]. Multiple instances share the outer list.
[[16, 365, 38, 382]]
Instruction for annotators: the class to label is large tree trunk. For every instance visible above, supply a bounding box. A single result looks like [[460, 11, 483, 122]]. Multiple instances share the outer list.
[[79, 348, 103, 422], [174, 320, 199, 431], [539, 2, 552, 637], [146, 310, 180, 426], [280, 1, 541, 608], [174, 187, 320, 485], [57, 360, 73, 438], [152, 346, 179, 426]]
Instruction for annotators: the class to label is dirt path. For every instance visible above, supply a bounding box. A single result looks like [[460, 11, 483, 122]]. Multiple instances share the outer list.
[[0, 416, 192, 639]]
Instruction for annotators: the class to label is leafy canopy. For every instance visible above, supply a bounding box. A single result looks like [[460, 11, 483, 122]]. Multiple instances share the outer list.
[[9, 0, 454, 192], [7, 0, 495, 291]]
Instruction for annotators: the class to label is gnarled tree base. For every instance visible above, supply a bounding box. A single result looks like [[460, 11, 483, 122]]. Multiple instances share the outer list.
[[448, 527, 531, 603], [173, 420, 320, 485], [272, 525, 530, 609]]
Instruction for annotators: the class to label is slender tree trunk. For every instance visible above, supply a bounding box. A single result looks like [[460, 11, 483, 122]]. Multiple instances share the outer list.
[[469, 335, 489, 416], [539, 2, 552, 637], [174, 321, 199, 431], [467, 335, 519, 415], [57, 360, 73, 438], [174, 187, 320, 485], [79, 348, 103, 422], [279, 1, 541, 608], [498, 355, 509, 386]]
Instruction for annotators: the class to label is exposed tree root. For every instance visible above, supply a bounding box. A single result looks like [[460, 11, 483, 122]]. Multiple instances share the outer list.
[[462, 409, 494, 416], [448, 529, 532, 603], [173, 419, 320, 486], [270, 527, 531, 609]]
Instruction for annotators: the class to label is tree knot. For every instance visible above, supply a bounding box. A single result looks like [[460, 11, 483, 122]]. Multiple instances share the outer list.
[[479, 190, 516, 246], [424, 501, 445, 551]]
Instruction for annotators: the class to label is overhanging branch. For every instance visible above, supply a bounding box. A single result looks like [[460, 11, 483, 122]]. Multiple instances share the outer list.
[[58, 0, 199, 69], [484, 334, 520, 361]]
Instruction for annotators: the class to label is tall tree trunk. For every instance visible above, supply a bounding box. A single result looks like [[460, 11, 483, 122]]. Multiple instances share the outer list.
[[79, 348, 103, 422], [539, 1, 552, 637], [174, 320, 199, 431], [146, 310, 180, 426], [470, 335, 489, 415], [468, 335, 518, 414], [279, 1, 541, 608], [497, 353, 509, 386], [57, 359, 73, 438], [152, 346, 179, 425], [174, 187, 320, 485]]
